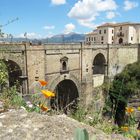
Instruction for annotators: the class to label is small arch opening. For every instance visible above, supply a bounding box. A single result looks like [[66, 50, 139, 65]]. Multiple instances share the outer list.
[[92, 53, 106, 74], [62, 61, 67, 70]]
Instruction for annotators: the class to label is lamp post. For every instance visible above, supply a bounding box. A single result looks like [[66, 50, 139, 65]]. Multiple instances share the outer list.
[[24, 32, 29, 94]]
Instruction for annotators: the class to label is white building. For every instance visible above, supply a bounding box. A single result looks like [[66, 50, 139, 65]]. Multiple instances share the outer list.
[[85, 22, 140, 44]]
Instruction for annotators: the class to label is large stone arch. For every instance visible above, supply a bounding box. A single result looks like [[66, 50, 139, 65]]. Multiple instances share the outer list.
[[47, 74, 81, 113], [47, 73, 81, 95], [0, 52, 25, 75], [0, 59, 22, 91], [92, 53, 106, 74]]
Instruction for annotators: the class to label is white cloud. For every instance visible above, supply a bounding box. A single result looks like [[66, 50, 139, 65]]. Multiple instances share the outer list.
[[43, 25, 55, 30], [64, 23, 75, 34], [51, 0, 66, 5], [106, 11, 116, 19], [47, 32, 54, 38], [124, 0, 138, 11], [78, 19, 98, 29], [68, 0, 117, 28], [17, 32, 42, 39]]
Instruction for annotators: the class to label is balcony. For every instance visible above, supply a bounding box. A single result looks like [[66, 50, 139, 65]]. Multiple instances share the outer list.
[[117, 32, 124, 37]]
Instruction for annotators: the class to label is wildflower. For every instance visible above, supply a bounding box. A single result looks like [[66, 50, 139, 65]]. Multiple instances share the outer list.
[[137, 107, 140, 111], [137, 129, 140, 133], [39, 104, 48, 111], [121, 126, 129, 132], [41, 90, 55, 98], [39, 80, 48, 86], [125, 107, 134, 114]]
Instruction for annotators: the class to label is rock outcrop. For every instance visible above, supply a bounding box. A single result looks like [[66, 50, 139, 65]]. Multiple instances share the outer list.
[[0, 109, 133, 140]]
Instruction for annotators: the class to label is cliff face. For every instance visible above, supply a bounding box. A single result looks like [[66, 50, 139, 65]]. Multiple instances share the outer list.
[[0, 109, 132, 140]]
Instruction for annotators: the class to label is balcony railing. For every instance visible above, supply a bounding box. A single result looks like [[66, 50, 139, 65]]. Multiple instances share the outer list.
[[117, 32, 124, 37]]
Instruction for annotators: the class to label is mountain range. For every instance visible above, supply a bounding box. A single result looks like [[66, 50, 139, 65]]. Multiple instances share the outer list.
[[0, 32, 85, 44]]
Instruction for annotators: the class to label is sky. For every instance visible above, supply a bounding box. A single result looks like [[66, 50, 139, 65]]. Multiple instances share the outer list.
[[0, 0, 140, 39]]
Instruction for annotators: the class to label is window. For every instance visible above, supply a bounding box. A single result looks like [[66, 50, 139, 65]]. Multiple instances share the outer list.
[[112, 36, 114, 40], [101, 36, 104, 40], [99, 30, 101, 34], [120, 32, 123, 36], [91, 37, 93, 41], [112, 30, 114, 34], [131, 37, 133, 41], [94, 37, 96, 41], [101, 42, 103, 44], [86, 38, 88, 42], [89, 37, 90, 41], [120, 26, 122, 30], [62, 61, 67, 70], [60, 56, 69, 73], [104, 30, 106, 34]]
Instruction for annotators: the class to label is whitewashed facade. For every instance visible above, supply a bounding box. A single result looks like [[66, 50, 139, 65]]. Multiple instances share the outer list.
[[85, 22, 140, 44]]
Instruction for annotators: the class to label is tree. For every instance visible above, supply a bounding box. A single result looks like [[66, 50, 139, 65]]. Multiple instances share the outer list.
[[0, 60, 8, 90], [106, 61, 140, 126]]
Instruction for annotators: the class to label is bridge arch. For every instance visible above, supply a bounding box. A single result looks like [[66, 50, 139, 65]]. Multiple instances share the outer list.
[[2, 59, 22, 88], [47, 74, 81, 113], [92, 53, 106, 74]]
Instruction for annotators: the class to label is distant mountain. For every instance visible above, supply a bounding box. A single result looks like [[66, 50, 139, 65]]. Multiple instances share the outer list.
[[41, 32, 85, 43], [0, 32, 85, 44]]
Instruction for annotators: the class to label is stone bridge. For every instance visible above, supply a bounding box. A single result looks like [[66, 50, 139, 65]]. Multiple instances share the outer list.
[[0, 42, 139, 106]]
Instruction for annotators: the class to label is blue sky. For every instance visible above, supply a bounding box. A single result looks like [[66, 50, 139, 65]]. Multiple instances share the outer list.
[[0, 0, 139, 38]]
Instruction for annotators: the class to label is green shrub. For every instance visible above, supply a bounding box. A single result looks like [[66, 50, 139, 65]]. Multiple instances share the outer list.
[[0, 60, 8, 89], [0, 86, 25, 110]]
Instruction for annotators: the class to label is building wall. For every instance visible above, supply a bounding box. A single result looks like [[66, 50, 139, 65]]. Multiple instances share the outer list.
[[86, 23, 140, 45], [135, 25, 140, 43], [107, 45, 138, 79]]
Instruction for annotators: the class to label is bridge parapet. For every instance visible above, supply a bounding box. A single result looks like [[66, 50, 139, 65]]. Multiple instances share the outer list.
[[0, 43, 25, 51]]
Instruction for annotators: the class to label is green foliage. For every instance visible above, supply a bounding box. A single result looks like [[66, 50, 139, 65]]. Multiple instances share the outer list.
[[104, 61, 140, 126], [70, 105, 120, 135], [0, 86, 25, 109], [71, 106, 87, 122], [24, 94, 43, 113], [112, 61, 140, 97], [74, 128, 89, 140], [0, 60, 8, 86]]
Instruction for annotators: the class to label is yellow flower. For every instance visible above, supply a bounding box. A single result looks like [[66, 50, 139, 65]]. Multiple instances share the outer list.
[[39, 104, 48, 111], [137, 129, 140, 133], [125, 107, 134, 114], [137, 107, 140, 111], [121, 126, 129, 132], [39, 80, 48, 86], [41, 90, 55, 98]]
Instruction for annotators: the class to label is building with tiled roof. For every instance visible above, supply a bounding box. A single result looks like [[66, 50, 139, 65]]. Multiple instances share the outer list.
[[85, 22, 140, 44]]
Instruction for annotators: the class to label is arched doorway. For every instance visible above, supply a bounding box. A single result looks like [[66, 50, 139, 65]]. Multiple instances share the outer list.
[[119, 38, 123, 44], [92, 53, 106, 74], [50, 79, 79, 113], [3, 59, 22, 88]]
